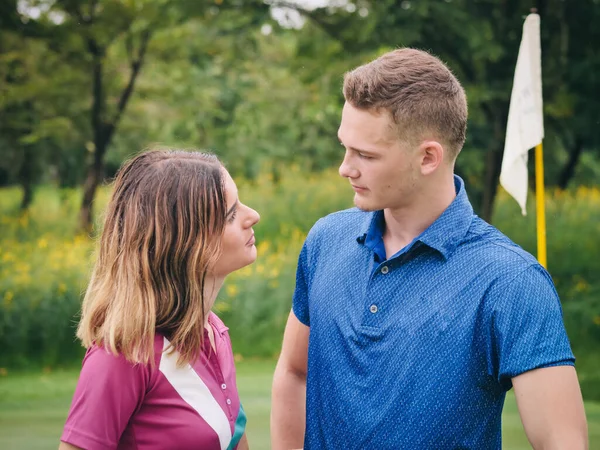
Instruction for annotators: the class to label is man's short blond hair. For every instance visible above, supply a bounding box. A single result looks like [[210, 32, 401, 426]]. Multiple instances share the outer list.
[[343, 48, 468, 160]]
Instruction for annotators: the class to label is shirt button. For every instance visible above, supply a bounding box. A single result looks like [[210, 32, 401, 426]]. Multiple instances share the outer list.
[[226, 398, 232, 405], [381, 266, 389, 274], [369, 304, 378, 313], [221, 383, 227, 390]]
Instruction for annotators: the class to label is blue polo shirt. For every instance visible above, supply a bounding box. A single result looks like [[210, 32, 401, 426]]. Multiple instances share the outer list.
[[292, 176, 574, 449]]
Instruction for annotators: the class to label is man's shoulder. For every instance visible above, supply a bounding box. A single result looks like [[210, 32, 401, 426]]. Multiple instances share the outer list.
[[461, 216, 540, 272], [457, 218, 557, 310], [309, 207, 370, 237]]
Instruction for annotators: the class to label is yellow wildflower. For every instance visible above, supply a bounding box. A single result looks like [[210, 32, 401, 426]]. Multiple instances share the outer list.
[[257, 240, 270, 254], [2, 252, 15, 263], [214, 302, 231, 313], [574, 280, 589, 293], [18, 213, 29, 227], [226, 284, 239, 297], [235, 266, 253, 278], [3, 291, 13, 307]]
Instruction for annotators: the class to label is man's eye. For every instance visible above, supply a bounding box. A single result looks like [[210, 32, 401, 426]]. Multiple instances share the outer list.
[[358, 153, 373, 160]]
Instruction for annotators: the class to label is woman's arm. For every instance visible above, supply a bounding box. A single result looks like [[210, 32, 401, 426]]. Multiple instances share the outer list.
[[237, 433, 249, 450], [60, 346, 149, 450], [59, 442, 84, 450]]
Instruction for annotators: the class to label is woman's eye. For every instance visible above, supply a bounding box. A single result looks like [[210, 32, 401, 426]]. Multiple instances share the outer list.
[[228, 211, 237, 223]]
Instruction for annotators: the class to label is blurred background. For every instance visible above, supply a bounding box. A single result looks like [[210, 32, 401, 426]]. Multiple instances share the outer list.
[[0, 0, 599, 448]]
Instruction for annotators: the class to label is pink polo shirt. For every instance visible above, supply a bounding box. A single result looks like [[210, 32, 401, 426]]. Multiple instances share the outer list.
[[61, 312, 246, 450]]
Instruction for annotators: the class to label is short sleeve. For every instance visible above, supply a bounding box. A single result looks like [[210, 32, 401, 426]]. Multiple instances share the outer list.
[[61, 346, 151, 449], [488, 264, 575, 390], [292, 242, 311, 326]]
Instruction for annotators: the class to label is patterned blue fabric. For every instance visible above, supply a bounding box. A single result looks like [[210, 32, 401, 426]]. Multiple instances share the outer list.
[[293, 176, 574, 449]]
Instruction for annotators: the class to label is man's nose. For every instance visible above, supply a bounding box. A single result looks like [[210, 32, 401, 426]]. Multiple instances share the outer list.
[[339, 152, 358, 179]]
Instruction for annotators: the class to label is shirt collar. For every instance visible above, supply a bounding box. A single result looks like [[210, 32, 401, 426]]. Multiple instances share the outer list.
[[356, 175, 474, 260]]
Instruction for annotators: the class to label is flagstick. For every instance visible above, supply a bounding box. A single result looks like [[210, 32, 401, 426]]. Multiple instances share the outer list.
[[535, 143, 547, 268]]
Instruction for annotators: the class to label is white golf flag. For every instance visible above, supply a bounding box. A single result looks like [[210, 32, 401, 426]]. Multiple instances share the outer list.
[[500, 13, 544, 215]]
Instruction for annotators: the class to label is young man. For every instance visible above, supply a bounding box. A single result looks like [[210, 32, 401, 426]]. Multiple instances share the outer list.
[[271, 48, 588, 449]]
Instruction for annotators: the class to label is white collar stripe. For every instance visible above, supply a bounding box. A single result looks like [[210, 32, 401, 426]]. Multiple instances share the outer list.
[[159, 337, 232, 450]]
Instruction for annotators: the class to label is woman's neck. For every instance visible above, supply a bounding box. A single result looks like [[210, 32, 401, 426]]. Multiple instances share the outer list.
[[203, 275, 224, 328]]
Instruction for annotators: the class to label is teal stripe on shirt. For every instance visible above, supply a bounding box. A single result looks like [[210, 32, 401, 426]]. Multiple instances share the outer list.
[[227, 404, 247, 450]]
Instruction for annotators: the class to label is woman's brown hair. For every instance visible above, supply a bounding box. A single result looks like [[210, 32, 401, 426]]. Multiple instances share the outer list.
[[77, 150, 227, 366]]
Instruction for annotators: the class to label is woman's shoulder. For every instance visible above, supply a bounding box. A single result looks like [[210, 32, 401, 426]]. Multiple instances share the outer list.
[[85, 335, 166, 372]]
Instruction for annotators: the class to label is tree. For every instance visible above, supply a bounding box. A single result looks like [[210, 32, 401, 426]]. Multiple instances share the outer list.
[[272, 0, 600, 219], [542, 0, 600, 189], [0, 6, 86, 208], [18, 0, 269, 231]]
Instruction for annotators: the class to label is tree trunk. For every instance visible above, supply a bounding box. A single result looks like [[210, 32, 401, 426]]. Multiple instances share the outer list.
[[20, 180, 33, 211], [481, 145, 503, 224], [557, 137, 583, 189], [18, 146, 34, 211], [78, 38, 105, 233], [78, 143, 105, 232], [480, 112, 506, 224], [78, 31, 150, 232]]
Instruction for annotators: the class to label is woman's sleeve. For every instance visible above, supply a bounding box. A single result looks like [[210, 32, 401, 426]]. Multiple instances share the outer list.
[[60, 346, 151, 450]]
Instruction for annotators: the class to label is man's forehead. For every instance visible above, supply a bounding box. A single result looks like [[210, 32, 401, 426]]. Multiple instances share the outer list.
[[339, 116, 398, 148]]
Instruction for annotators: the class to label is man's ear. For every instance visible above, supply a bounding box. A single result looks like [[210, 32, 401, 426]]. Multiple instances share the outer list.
[[419, 140, 445, 175]]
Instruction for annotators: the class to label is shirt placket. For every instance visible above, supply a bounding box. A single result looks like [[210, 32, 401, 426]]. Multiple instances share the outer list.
[[206, 331, 235, 422], [362, 261, 394, 328]]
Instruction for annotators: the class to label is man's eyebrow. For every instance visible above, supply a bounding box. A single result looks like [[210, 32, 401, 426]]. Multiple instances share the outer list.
[[226, 200, 239, 218], [346, 144, 377, 155], [338, 134, 377, 154]]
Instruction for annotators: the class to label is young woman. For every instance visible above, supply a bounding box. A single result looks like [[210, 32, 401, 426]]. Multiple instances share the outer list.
[[59, 150, 260, 450]]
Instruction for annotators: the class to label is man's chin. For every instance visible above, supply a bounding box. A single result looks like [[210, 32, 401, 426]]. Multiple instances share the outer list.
[[353, 197, 378, 212]]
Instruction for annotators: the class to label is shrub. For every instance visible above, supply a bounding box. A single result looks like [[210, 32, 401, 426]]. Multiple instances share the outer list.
[[0, 173, 598, 400]]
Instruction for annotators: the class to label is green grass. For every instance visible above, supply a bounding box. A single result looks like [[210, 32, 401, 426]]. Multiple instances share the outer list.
[[1, 360, 599, 449]]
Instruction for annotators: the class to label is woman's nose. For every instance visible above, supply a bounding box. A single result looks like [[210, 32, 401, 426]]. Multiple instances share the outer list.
[[246, 207, 260, 227]]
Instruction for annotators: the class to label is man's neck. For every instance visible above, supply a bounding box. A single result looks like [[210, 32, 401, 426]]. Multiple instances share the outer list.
[[382, 174, 456, 258]]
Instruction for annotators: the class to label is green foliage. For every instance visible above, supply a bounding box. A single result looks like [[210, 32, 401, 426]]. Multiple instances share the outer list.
[[3, 0, 600, 216], [0, 29, 87, 189], [0, 171, 599, 401]]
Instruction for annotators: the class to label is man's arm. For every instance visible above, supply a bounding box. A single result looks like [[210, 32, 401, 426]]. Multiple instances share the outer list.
[[513, 365, 588, 449], [271, 311, 309, 450]]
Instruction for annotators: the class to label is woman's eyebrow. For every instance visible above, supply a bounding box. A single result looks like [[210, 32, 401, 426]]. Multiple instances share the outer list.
[[226, 200, 239, 218]]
